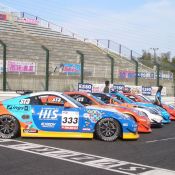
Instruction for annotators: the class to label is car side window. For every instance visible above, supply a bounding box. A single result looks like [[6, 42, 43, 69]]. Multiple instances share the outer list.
[[128, 96, 136, 102], [24, 96, 43, 105], [39, 95, 65, 106], [102, 95, 110, 104], [25, 95, 65, 106], [115, 96, 125, 103], [70, 94, 93, 106]]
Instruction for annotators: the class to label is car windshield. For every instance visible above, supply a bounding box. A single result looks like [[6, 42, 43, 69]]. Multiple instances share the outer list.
[[62, 94, 84, 107], [112, 93, 134, 103], [138, 95, 152, 103], [89, 94, 106, 105]]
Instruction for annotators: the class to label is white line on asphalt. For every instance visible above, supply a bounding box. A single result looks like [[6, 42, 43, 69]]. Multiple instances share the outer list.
[[146, 137, 175, 143], [0, 139, 175, 175]]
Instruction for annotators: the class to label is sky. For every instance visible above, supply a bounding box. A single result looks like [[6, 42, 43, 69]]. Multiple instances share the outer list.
[[0, 0, 175, 57]]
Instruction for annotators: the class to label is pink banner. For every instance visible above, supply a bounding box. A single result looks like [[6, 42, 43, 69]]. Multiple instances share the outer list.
[[17, 18, 39, 25], [7, 61, 35, 73], [0, 14, 7, 21]]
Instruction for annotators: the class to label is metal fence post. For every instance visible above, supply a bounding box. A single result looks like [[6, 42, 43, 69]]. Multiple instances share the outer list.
[[107, 54, 114, 84], [76, 50, 84, 84], [108, 40, 110, 49], [156, 63, 160, 86], [0, 40, 7, 91], [41, 46, 49, 91], [131, 50, 138, 86], [119, 44, 121, 55]]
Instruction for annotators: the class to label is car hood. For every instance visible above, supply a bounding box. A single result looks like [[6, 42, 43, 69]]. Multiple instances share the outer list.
[[134, 102, 155, 107]]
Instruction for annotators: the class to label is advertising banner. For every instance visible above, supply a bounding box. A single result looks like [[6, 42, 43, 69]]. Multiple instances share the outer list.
[[17, 18, 39, 25], [59, 63, 81, 75], [119, 70, 135, 79], [7, 61, 35, 73], [104, 84, 167, 96], [113, 84, 125, 91], [78, 83, 93, 93], [0, 14, 7, 20], [119, 70, 173, 80], [92, 84, 113, 93], [142, 87, 152, 96]]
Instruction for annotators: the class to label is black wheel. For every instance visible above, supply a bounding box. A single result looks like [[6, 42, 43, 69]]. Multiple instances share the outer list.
[[0, 115, 20, 139], [95, 118, 121, 142]]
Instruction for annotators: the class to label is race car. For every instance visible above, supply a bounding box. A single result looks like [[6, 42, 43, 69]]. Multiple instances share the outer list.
[[0, 91, 139, 141], [92, 93, 163, 127], [65, 92, 151, 133], [108, 92, 171, 124], [124, 93, 175, 121]]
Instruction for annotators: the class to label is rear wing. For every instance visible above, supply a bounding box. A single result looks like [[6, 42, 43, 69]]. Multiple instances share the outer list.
[[16, 90, 33, 95]]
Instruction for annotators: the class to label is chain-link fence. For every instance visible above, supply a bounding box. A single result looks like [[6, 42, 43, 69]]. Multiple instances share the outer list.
[[0, 10, 175, 95]]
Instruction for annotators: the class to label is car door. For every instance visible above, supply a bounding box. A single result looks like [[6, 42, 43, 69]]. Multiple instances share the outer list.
[[31, 94, 84, 132]]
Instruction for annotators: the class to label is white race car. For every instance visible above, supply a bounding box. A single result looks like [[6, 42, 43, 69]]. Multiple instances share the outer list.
[[135, 107, 163, 127]]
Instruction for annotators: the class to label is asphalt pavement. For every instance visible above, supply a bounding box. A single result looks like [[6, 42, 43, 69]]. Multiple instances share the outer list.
[[0, 121, 175, 175]]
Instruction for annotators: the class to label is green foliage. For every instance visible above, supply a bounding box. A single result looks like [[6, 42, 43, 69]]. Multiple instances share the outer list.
[[140, 51, 175, 74]]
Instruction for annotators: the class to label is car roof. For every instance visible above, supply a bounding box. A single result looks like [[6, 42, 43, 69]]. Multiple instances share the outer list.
[[65, 91, 90, 95], [28, 91, 63, 97]]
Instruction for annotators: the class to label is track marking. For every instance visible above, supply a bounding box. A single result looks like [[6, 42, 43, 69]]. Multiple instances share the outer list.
[[146, 137, 175, 143], [0, 139, 175, 175]]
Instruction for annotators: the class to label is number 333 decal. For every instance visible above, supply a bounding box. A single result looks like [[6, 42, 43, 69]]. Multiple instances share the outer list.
[[61, 111, 79, 130]]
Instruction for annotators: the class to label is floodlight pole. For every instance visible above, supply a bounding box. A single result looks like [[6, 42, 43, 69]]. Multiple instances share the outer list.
[[151, 48, 159, 86]]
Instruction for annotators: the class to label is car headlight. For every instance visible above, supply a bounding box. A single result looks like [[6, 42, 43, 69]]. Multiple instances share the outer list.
[[133, 109, 147, 118]]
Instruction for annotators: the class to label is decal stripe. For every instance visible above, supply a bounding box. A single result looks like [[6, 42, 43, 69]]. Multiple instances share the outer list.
[[0, 139, 175, 175]]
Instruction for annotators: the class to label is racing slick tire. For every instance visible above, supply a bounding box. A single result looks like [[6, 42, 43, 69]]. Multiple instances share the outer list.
[[95, 118, 121, 142], [0, 115, 20, 139]]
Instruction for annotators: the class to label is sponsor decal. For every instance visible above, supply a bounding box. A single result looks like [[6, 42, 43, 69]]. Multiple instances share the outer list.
[[23, 129, 38, 133], [24, 122, 33, 129], [39, 108, 59, 120], [41, 122, 56, 128], [21, 115, 30, 120], [61, 111, 79, 130], [82, 128, 91, 131], [0, 140, 174, 175], [7, 105, 29, 111], [86, 109, 103, 123]]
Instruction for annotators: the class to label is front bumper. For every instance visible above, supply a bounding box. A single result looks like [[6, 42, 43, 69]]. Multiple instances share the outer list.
[[162, 119, 171, 124], [138, 120, 152, 133]]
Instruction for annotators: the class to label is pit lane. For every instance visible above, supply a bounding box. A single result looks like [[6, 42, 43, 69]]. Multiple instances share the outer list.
[[0, 122, 175, 175]]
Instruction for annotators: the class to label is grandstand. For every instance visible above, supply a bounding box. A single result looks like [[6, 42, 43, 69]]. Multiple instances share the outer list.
[[0, 11, 174, 95]]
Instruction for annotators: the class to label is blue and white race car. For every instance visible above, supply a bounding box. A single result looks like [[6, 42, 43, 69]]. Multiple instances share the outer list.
[[0, 91, 139, 141], [108, 92, 171, 123]]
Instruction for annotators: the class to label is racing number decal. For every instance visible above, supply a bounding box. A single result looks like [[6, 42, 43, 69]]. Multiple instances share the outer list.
[[19, 99, 30, 105], [61, 111, 79, 130]]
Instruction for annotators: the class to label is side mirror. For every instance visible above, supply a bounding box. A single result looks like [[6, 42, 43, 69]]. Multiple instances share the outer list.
[[64, 102, 73, 108]]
